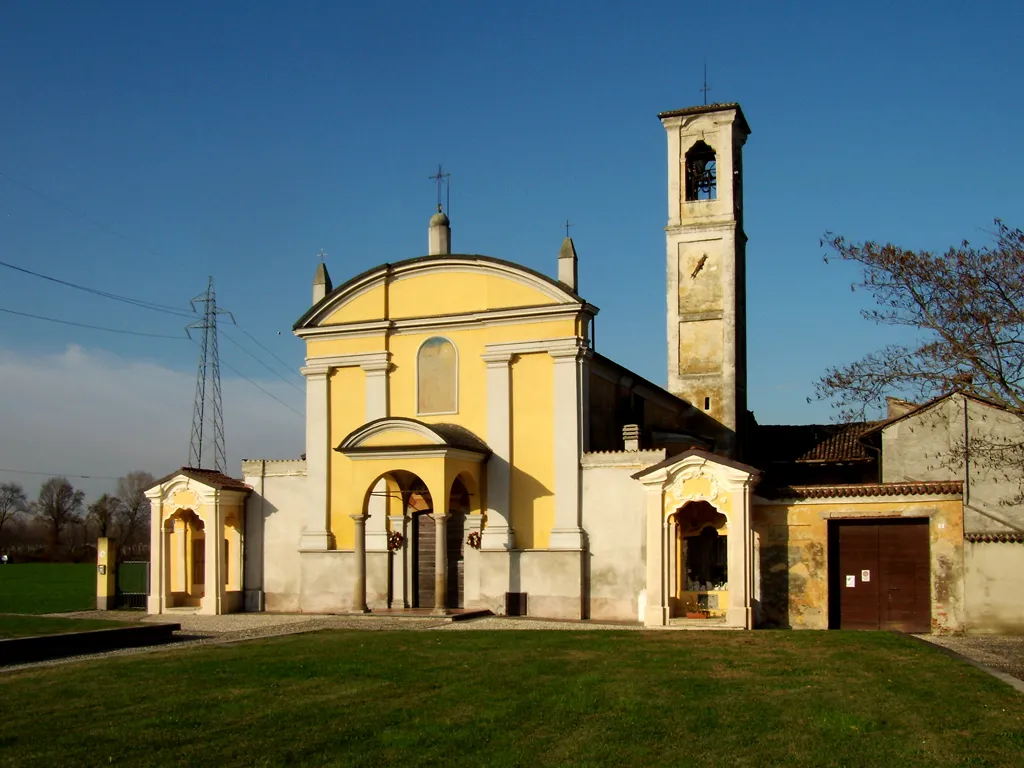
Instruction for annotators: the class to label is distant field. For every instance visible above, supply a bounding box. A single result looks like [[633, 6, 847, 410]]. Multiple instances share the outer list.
[[0, 563, 95, 614]]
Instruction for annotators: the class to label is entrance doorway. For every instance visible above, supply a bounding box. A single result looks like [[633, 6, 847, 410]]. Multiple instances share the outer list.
[[829, 519, 930, 632]]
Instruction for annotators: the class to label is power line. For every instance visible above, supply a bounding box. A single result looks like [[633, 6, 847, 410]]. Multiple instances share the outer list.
[[0, 259, 195, 318], [220, 357, 304, 418], [0, 307, 188, 339], [0, 170, 178, 262], [0, 468, 122, 481], [235, 323, 304, 382], [222, 330, 304, 393]]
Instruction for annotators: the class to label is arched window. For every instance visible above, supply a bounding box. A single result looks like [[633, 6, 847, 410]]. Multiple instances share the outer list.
[[417, 337, 458, 414], [685, 141, 717, 201]]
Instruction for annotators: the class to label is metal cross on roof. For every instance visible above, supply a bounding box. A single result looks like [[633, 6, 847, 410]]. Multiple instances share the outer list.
[[564, 219, 573, 238], [701, 62, 711, 105], [429, 164, 451, 214]]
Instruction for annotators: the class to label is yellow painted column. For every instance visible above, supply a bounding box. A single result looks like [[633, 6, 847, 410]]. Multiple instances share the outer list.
[[96, 537, 118, 610]]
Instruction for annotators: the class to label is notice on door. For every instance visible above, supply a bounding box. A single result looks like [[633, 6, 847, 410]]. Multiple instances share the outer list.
[[861, 570, 871, 582], [845, 575, 856, 587]]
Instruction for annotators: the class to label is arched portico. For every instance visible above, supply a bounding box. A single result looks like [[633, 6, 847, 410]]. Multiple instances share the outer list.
[[339, 418, 488, 615], [633, 450, 761, 628]]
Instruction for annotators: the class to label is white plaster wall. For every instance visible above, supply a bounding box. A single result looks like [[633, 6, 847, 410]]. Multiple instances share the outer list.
[[965, 542, 1024, 633], [366, 551, 390, 609], [582, 452, 663, 621], [300, 551, 354, 613], [242, 459, 307, 612], [514, 550, 583, 619]]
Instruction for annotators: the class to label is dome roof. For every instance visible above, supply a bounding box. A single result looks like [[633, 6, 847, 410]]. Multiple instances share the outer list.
[[429, 211, 450, 227]]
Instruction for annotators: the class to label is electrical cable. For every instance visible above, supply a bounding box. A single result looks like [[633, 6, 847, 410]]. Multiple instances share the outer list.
[[221, 331, 304, 393], [0, 468, 122, 481], [0, 307, 188, 339]]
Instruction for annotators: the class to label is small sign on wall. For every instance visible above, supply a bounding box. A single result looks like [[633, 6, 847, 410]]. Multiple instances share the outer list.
[[861, 570, 871, 582], [845, 574, 856, 587]]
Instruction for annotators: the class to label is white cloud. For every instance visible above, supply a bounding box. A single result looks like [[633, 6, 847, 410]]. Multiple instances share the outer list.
[[0, 345, 304, 502]]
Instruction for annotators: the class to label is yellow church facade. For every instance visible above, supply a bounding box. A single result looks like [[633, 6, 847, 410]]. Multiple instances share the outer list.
[[144, 102, 969, 632]]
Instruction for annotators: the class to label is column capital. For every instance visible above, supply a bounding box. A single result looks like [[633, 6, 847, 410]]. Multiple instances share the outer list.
[[350, 513, 369, 523], [481, 351, 515, 365], [429, 512, 450, 523]]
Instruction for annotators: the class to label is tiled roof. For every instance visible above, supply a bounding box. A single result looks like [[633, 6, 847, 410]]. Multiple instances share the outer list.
[[758, 480, 962, 500], [965, 532, 1024, 543], [751, 422, 879, 465], [151, 467, 252, 492]]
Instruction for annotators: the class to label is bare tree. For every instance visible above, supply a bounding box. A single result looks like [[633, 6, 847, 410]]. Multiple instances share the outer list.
[[116, 470, 154, 556], [34, 477, 85, 559], [87, 493, 121, 539], [817, 220, 1024, 485], [0, 482, 28, 547]]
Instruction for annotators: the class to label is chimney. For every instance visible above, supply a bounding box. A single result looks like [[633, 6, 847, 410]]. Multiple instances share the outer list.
[[558, 237, 578, 292], [313, 261, 332, 304], [428, 210, 451, 256], [623, 424, 640, 452]]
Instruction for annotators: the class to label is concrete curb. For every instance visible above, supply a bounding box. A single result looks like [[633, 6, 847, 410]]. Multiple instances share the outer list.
[[0, 623, 182, 666]]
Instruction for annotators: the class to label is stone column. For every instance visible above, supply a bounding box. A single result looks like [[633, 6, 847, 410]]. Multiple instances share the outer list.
[[300, 366, 332, 550], [389, 514, 409, 608], [548, 343, 586, 549], [667, 515, 676, 616], [351, 513, 370, 613], [431, 512, 449, 615], [481, 351, 514, 549]]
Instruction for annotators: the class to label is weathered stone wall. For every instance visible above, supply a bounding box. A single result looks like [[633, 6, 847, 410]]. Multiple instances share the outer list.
[[753, 496, 965, 632]]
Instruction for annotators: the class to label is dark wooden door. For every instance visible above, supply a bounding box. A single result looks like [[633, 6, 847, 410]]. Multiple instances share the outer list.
[[879, 522, 930, 632], [446, 511, 465, 609], [414, 513, 435, 609], [837, 524, 880, 630], [835, 520, 930, 632]]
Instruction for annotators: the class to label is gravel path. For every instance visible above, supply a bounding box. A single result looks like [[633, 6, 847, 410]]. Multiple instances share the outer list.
[[919, 634, 1024, 686]]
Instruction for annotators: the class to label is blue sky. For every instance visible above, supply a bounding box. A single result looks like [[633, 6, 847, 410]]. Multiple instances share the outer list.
[[2, 1, 1023, 497]]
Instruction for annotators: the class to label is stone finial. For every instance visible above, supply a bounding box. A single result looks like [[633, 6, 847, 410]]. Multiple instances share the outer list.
[[623, 424, 640, 452], [429, 211, 451, 256], [313, 261, 333, 304], [558, 237, 578, 292]]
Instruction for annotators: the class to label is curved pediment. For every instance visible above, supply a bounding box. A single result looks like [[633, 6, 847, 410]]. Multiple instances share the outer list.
[[338, 418, 490, 455], [295, 255, 587, 330]]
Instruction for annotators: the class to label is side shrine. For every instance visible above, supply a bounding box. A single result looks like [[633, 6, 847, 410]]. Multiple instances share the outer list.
[[144, 103, 1021, 633]]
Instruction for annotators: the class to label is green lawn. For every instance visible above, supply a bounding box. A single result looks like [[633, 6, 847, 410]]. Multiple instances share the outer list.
[[0, 630, 1021, 767], [0, 613, 135, 639], [0, 563, 95, 614]]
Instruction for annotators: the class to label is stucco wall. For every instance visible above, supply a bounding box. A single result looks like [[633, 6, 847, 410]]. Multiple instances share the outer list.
[[753, 496, 965, 632], [882, 395, 1024, 533], [582, 451, 665, 621], [964, 541, 1024, 633], [242, 459, 307, 612]]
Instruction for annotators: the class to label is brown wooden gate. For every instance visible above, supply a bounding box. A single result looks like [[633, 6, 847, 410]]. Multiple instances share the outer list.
[[831, 519, 930, 632], [413, 512, 436, 609]]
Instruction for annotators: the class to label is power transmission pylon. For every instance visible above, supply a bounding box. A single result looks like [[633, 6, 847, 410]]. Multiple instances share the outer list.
[[187, 276, 235, 473]]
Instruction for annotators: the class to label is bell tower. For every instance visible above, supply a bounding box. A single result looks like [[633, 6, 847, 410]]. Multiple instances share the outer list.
[[659, 103, 749, 457]]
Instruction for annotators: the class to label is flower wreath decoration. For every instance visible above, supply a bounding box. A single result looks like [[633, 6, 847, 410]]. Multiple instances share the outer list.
[[466, 530, 482, 550], [388, 531, 405, 552]]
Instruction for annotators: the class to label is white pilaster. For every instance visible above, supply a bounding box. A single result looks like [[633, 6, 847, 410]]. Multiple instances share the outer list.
[[146, 492, 164, 614], [361, 357, 391, 422], [664, 116, 682, 227], [724, 482, 754, 629], [202, 502, 225, 615], [548, 343, 586, 550], [481, 351, 514, 550], [643, 487, 667, 627], [300, 367, 332, 550]]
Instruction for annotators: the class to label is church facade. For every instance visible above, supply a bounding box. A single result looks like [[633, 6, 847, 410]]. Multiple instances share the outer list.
[[145, 103, 972, 632]]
